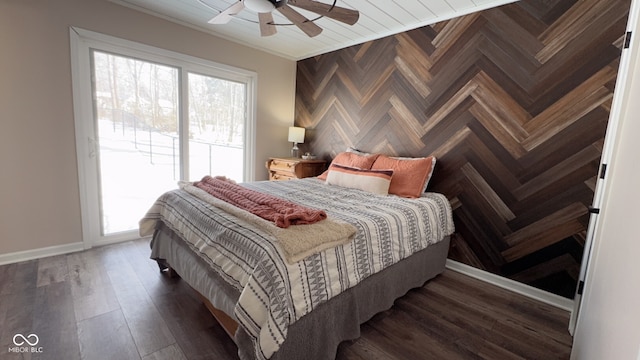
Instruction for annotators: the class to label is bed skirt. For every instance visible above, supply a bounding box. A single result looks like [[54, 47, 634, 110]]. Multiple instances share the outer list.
[[150, 222, 451, 360]]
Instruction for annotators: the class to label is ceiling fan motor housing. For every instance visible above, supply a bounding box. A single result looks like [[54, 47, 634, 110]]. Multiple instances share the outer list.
[[244, 0, 276, 13]]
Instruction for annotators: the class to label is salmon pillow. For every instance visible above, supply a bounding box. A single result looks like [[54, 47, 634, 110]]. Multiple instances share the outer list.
[[317, 152, 380, 180], [371, 155, 436, 198]]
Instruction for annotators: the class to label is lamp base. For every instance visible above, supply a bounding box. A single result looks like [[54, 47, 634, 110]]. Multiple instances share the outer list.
[[291, 143, 300, 158]]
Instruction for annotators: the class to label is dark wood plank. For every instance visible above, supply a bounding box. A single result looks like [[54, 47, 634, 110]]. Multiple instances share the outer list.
[[36, 254, 69, 287], [117, 239, 182, 298], [149, 281, 239, 360], [66, 249, 120, 322], [336, 337, 395, 360], [142, 344, 187, 360], [0, 260, 37, 295], [0, 260, 37, 359], [103, 243, 176, 357], [0, 261, 19, 296], [121, 240, 238, 359], [0, 260, 38, 359], [32, 281, 80, 360], [77, 309, 140, 360]]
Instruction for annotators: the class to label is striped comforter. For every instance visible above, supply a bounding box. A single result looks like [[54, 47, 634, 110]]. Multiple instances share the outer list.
[[140, 178, 454, 360]]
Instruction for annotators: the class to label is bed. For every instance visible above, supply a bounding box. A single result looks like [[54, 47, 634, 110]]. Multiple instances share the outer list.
[[140, 164, 454, 360]]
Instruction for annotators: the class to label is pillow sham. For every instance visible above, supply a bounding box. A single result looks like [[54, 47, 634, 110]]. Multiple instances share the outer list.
[[317, 151, 380, 180], [325, 164, 393, 195], [391, 155, 437, 193], [371, 155, 436, 198]]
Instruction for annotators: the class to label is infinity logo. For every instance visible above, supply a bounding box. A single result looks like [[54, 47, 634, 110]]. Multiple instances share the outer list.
[[12, 333, 39, 346]]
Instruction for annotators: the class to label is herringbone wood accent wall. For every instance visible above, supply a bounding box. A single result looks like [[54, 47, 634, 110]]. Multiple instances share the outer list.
[[295, 0, 630, 298]]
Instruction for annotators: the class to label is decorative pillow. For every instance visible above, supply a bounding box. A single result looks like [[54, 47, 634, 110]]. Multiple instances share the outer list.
[[317, 151, 380, 180], [371, 155, 436, 198], [391, 156, 437, 193], [325, 164, 393, 195]]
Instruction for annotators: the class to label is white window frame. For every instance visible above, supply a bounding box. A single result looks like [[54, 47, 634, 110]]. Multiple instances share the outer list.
[[70, 27, 257, 249]]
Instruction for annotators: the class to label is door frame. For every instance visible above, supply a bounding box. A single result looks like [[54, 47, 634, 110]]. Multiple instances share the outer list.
[[568, 1, 640, 334], [69, 27, 257, 249]]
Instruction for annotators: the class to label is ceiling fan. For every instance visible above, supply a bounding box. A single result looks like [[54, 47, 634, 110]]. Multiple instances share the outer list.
[[207, 0, 360, 38]]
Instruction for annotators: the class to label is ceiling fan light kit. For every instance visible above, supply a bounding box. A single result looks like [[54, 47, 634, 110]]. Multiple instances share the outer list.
[[244, 0, 275, 13], [207, 0, 360, 38]]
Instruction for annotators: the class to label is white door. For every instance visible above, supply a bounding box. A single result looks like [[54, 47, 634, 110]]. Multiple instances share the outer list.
[[92, 51, 181, 236]]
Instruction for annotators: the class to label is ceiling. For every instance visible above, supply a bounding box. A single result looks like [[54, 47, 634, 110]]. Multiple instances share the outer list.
[[110, 0, 516, 60]]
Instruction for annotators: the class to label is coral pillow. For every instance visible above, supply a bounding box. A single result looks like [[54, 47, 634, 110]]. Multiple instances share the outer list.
[[371, 155, 436, 198], [317, 152, 380, 180], [325, 164, 393, 195]]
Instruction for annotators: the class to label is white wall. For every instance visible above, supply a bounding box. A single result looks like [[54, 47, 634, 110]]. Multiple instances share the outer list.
[[571, 0, 640, 357], [0, 0, 296, 256]]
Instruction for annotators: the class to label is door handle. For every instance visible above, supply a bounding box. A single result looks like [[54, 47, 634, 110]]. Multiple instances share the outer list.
[[88, 137, 97, 158]]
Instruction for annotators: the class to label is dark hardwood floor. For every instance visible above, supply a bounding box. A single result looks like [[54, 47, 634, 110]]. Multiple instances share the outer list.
[[0, 239, 572, 360]]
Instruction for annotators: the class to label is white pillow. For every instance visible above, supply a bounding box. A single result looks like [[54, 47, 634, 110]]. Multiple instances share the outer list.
[[325, 164, 393, 195]]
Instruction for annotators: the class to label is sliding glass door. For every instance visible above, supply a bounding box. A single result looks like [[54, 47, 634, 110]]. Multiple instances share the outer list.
[[71, 28, 256, 246], [92, 51, 181, 235]]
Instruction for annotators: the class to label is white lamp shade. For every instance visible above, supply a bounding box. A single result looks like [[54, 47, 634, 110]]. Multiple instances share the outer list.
[[288, 126, 305, 143]]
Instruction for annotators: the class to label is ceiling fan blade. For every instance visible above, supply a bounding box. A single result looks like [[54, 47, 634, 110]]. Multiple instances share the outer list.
[[288, 0, 359, 25], [208, 1, 245, 24], [277, 5, 323, 37], [258, 12, 277, 36]]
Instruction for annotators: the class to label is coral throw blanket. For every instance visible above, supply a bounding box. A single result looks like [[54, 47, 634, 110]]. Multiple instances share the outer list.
[[194, 175, 327, 228]]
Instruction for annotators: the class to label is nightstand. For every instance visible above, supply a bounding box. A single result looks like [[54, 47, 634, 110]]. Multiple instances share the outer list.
[[266, 157, 326, 181]]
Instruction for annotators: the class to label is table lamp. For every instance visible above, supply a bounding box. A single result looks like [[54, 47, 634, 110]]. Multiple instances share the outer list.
[[288, 126, 305, 158]]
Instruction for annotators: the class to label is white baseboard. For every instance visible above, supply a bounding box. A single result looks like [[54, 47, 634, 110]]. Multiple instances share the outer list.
[[0, 241, 86, 266], [0, 234, 150, 266], [445, 259, 575, 312], [92, 236, 144, 248]]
